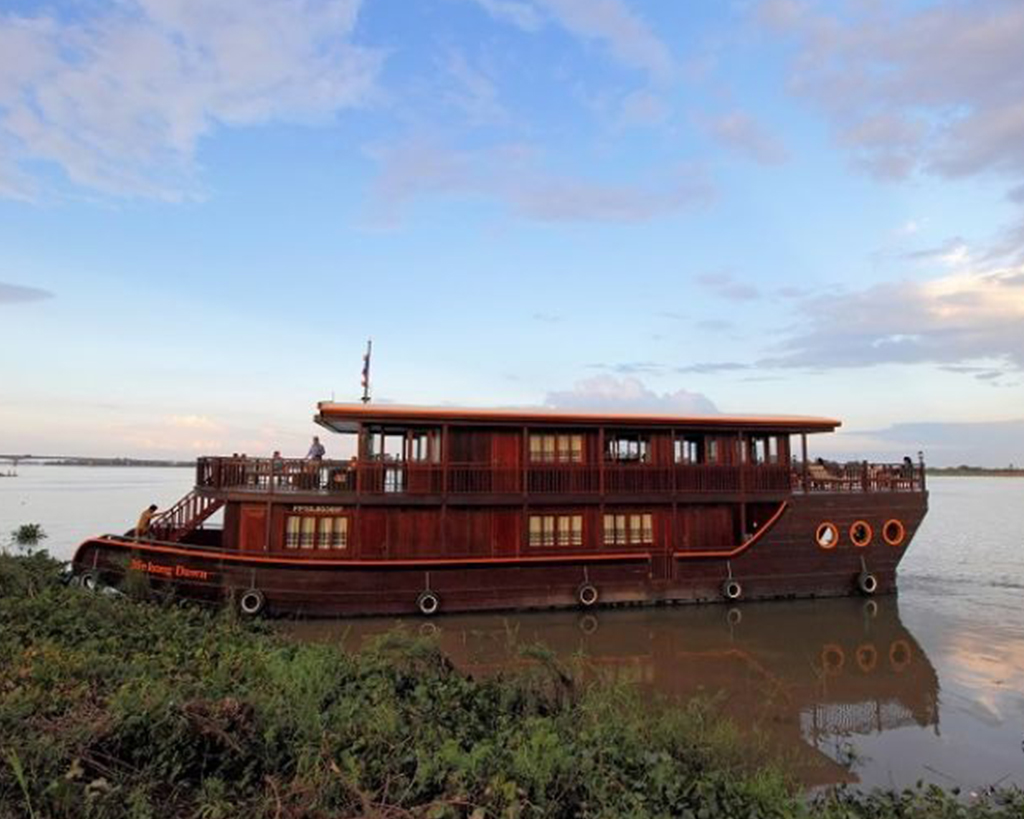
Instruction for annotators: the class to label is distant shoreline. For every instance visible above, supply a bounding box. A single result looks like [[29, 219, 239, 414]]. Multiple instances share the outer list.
[[926, 468, 1024, 477]]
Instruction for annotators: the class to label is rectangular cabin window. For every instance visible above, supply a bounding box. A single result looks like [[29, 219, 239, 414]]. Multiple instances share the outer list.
[[768, 436, 779, 464], [603, 513, 653, 546], [529, 434, 583, 463], [674, 437, 700, 464], [285, 514, 350, 550], [317, 517, 333, 550], [529, 514, 582, 547], [706, 439, 719, 464], [409, 431, 439, 462], [285, 516, 301, 549], [331, 517, 348, 549], [300, 517, 315, 549], [606, 434, 648, 462]]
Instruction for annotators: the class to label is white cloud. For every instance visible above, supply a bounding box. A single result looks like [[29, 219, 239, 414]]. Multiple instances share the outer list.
[[0, 282, 53, 304], [166, 415, 223, 432], [466, 0, 544, 31], [0, 0, 381, 199], [704, 110, 788, 165], [467, 0, 674, 79], [761, 0, 1024, 184], [545, 375, 718, 415], [761, 262, 1024, 371], [367, 139, 714, 224]]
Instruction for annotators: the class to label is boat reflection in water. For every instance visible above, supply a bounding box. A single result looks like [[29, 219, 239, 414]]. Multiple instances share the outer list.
[[282, 596, 938, 788]]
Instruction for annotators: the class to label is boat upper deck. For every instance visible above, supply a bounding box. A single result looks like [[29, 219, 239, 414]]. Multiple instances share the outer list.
[[195, 456, 925, 500], [193, 403, 923, 501]]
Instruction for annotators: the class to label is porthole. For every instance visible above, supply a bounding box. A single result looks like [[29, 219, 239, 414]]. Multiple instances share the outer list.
[[815, 522, 839, 550], [850, 520, 873, 548], [882, 519, 906, 547]]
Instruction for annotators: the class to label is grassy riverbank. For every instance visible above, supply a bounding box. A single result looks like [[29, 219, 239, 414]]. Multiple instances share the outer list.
[[1, 551, 1022, 818]]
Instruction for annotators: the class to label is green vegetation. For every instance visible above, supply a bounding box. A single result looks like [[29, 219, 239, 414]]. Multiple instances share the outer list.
[[1, 545, 1022, 818]]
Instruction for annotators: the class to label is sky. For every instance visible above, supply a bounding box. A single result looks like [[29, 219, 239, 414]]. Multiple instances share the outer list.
[[1, 0, 1023, 466]]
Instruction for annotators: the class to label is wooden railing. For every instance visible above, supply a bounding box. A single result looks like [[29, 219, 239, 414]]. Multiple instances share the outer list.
[[791, 461, 925, 493], [195, 457, 917, 497], [149, 490, 224, 542]]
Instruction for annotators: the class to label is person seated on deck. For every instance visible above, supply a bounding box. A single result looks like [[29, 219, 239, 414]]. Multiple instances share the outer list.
[[134, 504, 159, 539]]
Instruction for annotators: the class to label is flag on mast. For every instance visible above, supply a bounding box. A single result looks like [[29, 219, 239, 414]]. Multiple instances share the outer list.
[[361, 339, 372, 403]]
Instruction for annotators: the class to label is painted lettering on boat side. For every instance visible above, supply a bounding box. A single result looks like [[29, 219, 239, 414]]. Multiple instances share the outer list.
[[129, 558, 211, 581]]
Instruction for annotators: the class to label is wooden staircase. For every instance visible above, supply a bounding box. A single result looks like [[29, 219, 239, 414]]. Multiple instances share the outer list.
[[149, 490, 225, 543]]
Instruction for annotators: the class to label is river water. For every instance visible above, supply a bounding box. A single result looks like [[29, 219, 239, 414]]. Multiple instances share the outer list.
[[2, 466, 1022, 792]]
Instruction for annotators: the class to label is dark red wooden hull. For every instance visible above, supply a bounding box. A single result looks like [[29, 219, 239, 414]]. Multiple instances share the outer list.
[[71, 490, 927, 617]]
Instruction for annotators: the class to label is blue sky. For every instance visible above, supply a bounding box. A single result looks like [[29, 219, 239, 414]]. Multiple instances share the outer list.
[[2, 0, 1023, 465]]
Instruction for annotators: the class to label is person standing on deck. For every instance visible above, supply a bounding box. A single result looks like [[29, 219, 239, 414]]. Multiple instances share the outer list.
[[135, 504, 159, 539], [307, 436, 326, 460]]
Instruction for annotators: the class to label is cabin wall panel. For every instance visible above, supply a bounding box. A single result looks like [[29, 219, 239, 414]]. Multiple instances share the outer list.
[[238, 504, 268, 552], [389, 510, 441, 559], [492, 511, 520, 557], [359, 510, 387, 559], [650, 433, 673, 465], [491, 432, 520, 468], [449, 429, 491, 463], [675, 505, 734, 551], [444, 509, 493, 558]]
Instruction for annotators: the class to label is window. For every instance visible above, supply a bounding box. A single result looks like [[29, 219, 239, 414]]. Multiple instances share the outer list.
[[707, 439, 719, 464], [750, 436, 780, 465], [674, 437, 700, 464], [409, 430, 439, 462], [603, 513, 653, 546], [529, 514, 582, 547], [529, 434, 582, 463], [285, 514, 349, 550], [606, 434, 648, 462]]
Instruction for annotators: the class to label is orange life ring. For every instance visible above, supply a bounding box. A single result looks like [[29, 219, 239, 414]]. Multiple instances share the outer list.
[[821, 643, 844, 674], [889, 639, 912, 672], [883, 519, 906, 547], [850, 520, 873, 548], [856, 643, 878, 672], [815, 522, 839, 550]]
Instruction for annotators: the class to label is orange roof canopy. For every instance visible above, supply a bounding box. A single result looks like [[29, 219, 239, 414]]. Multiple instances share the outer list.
[[315, 402, 840, 434]]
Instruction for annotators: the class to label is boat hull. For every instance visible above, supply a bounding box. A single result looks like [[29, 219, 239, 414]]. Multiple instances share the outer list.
[[71, 491, 927, 617]]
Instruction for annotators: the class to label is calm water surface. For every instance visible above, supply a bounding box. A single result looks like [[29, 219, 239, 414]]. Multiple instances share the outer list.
[[2, 467, 1022, 791]]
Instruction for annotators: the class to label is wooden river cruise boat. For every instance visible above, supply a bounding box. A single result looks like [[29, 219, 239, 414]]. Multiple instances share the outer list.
[[71, 403, 929, 616]]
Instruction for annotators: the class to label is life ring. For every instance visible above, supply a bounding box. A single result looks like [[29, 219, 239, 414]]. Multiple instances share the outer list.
[[883, 519, 906, 547], [79, 571, 101, 592], [815, 522, 839, 550], [858, 571, 878, 596], [726, 607, 743, 627], [722, 579, 743, 601], [577, 583, 599, 608], [850, 520, 873, 548], [822, 643, 844, 674], [855, 643, 878, 673], [862, 599, 878, 619], [417, 590, 441, 616], [889, 639, 912, 672], [238, 588, 265, 617]]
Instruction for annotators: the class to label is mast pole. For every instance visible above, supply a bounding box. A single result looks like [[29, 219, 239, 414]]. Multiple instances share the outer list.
[[361, 339, 372, 404]]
